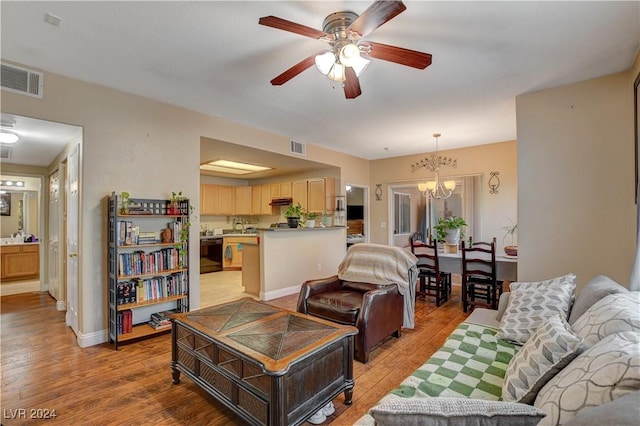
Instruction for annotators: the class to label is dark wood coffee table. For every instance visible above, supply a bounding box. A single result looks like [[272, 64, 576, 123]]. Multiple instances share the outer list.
[[171, 298, 358, 426]]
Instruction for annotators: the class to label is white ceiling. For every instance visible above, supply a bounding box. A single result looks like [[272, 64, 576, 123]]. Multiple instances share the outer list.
[[1, 1, 639, 164]]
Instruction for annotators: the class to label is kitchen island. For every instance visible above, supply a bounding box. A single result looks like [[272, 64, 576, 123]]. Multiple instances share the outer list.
[[242, 226, 347, 300]]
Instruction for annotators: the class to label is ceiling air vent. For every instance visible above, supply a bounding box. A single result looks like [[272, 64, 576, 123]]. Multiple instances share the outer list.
[[0, 146, 12, 159], [1, 62, 44, 99], [290, 139, 306, 156]]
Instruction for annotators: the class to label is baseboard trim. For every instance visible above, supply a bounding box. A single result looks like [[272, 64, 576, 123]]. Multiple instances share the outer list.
[[56, 300, 66, 311], [77, 329, 108, 348], [262, 284, 301, 301]]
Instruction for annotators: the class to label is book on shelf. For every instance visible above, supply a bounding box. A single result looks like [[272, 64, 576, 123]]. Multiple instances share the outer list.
[[148, 309, 179, 330], [117, 309, 133, 335], [147, 320, 172, 331], [150, 309, 179, 325]]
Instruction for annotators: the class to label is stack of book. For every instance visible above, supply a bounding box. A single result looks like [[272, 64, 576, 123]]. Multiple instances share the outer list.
[[137, 231, 159, 245], [148, 309, 178, 330]]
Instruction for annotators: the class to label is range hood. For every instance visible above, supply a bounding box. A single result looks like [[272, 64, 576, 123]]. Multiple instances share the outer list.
[[270, 198, 293, 206]]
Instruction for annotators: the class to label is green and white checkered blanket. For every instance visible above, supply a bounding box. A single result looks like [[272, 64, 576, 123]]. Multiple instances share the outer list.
[[390, 322, 520, 401]]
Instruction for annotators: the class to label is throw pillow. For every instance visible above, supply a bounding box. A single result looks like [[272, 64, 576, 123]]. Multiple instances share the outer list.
[[567, 275, 628, 325], [496, 292, 510, 322], [533, 331, 640, 426], [562, 391, 640, 426], [571, 291, 640, 349], [502, 314, 584, 404], [369, 396, 546, 426], [496, 273, 576, 345]]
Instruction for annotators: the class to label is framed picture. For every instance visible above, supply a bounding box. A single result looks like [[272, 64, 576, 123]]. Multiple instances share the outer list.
[[0, 193, 10, 216], [635, 70, 640, 204]]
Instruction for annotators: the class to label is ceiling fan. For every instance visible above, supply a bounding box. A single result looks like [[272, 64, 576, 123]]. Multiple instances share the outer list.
[[258, 0, 432, 99]]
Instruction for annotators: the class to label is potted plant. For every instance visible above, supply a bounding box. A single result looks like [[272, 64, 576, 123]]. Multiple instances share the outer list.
[[119, 191, 131, 214], [304, 211, 318, 228], [284, 202, 304, 228], [502, 219, 518, 257], [433, 216, 467, 245], [169, 191, 186, 215]]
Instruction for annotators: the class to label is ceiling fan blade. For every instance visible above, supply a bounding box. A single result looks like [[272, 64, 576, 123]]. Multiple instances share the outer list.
[[347, 0, 406, 38], [363, 41, 432, 69], [270, 55, 317, 86], [343, 67, 362, 99], [259, 16, 333, 40]]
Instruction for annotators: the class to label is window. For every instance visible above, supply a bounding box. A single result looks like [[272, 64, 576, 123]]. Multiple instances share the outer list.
[[394, 192, 411, 235]]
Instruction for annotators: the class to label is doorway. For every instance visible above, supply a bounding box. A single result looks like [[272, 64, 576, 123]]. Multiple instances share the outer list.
[[345, 184, 368, 246], [0, 113, 82, 323]]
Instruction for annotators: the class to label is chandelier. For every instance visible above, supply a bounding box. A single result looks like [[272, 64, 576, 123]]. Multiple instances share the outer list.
[[411, 133, 457, 199]]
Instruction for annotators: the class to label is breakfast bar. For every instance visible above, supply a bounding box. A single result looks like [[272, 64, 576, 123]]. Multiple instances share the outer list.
[[241, 227, 347, 301]]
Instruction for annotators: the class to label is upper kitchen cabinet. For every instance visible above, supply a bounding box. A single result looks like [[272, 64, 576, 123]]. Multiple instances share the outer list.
[[201, 184, 219, 215], [234, 186, 252, 215], [307, 177, 335, 214], [270, 182, 292, 199], [217, 185, 235, 215], [251, 184, 275, 216], [292, 180, 308, 211]]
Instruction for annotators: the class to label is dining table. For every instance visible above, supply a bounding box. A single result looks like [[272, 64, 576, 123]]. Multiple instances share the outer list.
[[437, 251, 518, 282]]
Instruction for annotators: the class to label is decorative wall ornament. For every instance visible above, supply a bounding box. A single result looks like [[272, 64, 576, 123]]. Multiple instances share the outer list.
[[488, 171, 500, 194], [375, 184, 383, 201]]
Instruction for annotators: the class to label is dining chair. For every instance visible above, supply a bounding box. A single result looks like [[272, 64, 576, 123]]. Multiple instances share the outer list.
[[461, 237, 500, 312], [409, 237, 450, 306]]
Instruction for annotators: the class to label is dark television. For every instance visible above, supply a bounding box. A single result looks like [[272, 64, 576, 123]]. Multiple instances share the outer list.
[[347, 205, 364, 220]]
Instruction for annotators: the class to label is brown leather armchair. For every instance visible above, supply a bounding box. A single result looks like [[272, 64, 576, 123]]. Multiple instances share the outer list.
[[297, 275, 404, 363]]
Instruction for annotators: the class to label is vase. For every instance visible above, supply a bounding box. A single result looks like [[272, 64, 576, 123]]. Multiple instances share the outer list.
[[286, 217, 299, 228], [445, 229, 460, 245], [306, 219, 315, 228]]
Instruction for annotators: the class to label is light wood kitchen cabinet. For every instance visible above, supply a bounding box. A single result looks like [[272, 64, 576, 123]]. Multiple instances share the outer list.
[[1, 243, 40, 281], [307, 177, 335, 214], [251, 185, 262, 215], [250, 184, 274, 216], [260, 184, 273, 215], [280, 182, 292, 198], [292, 180, 308, 211], [270, 182, 292, 199], [217, 185, 235, 215], [200, 184, 219, 215], [234, 186, 252, 215], [223, 236, 257, 270]]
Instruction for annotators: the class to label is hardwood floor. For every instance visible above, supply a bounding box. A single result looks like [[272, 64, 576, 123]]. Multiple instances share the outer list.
[[1, 281, 468, 425]]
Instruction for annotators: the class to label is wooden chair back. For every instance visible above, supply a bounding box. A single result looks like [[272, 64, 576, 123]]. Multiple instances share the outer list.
[[461, 238, 496, 283]]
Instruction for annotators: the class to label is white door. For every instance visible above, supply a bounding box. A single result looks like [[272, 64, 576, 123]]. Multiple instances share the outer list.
[[66, 144, 80, 334], [48, 170, 60, 301]]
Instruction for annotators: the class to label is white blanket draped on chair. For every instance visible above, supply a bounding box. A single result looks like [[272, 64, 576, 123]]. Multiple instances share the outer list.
[[337, 243, 418, 329]]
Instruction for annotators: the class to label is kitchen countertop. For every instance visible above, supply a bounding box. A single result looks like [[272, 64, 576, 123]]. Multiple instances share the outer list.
[[258, 226, 346, 232]]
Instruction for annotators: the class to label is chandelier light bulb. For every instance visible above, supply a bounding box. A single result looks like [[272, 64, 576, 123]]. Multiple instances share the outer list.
[[339, 43, 360, 67], [327, 62, 346, 82]]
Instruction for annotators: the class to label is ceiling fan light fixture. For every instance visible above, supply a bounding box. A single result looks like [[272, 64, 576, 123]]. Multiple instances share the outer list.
[[314, 51, 335, 75], [339, 43, 361, 67], [0, 131, 19, 144], [351, 55, 371, 77], [327, 63, 346, 82]]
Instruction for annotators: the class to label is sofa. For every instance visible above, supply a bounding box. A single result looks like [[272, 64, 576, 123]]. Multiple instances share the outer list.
[[357, 274, 640, 425]]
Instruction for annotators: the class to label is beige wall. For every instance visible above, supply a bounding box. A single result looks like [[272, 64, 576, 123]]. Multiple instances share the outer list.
[[1, 65, 369, 346], [516, 70, 636, 290], [369, 141, 518, 252]]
